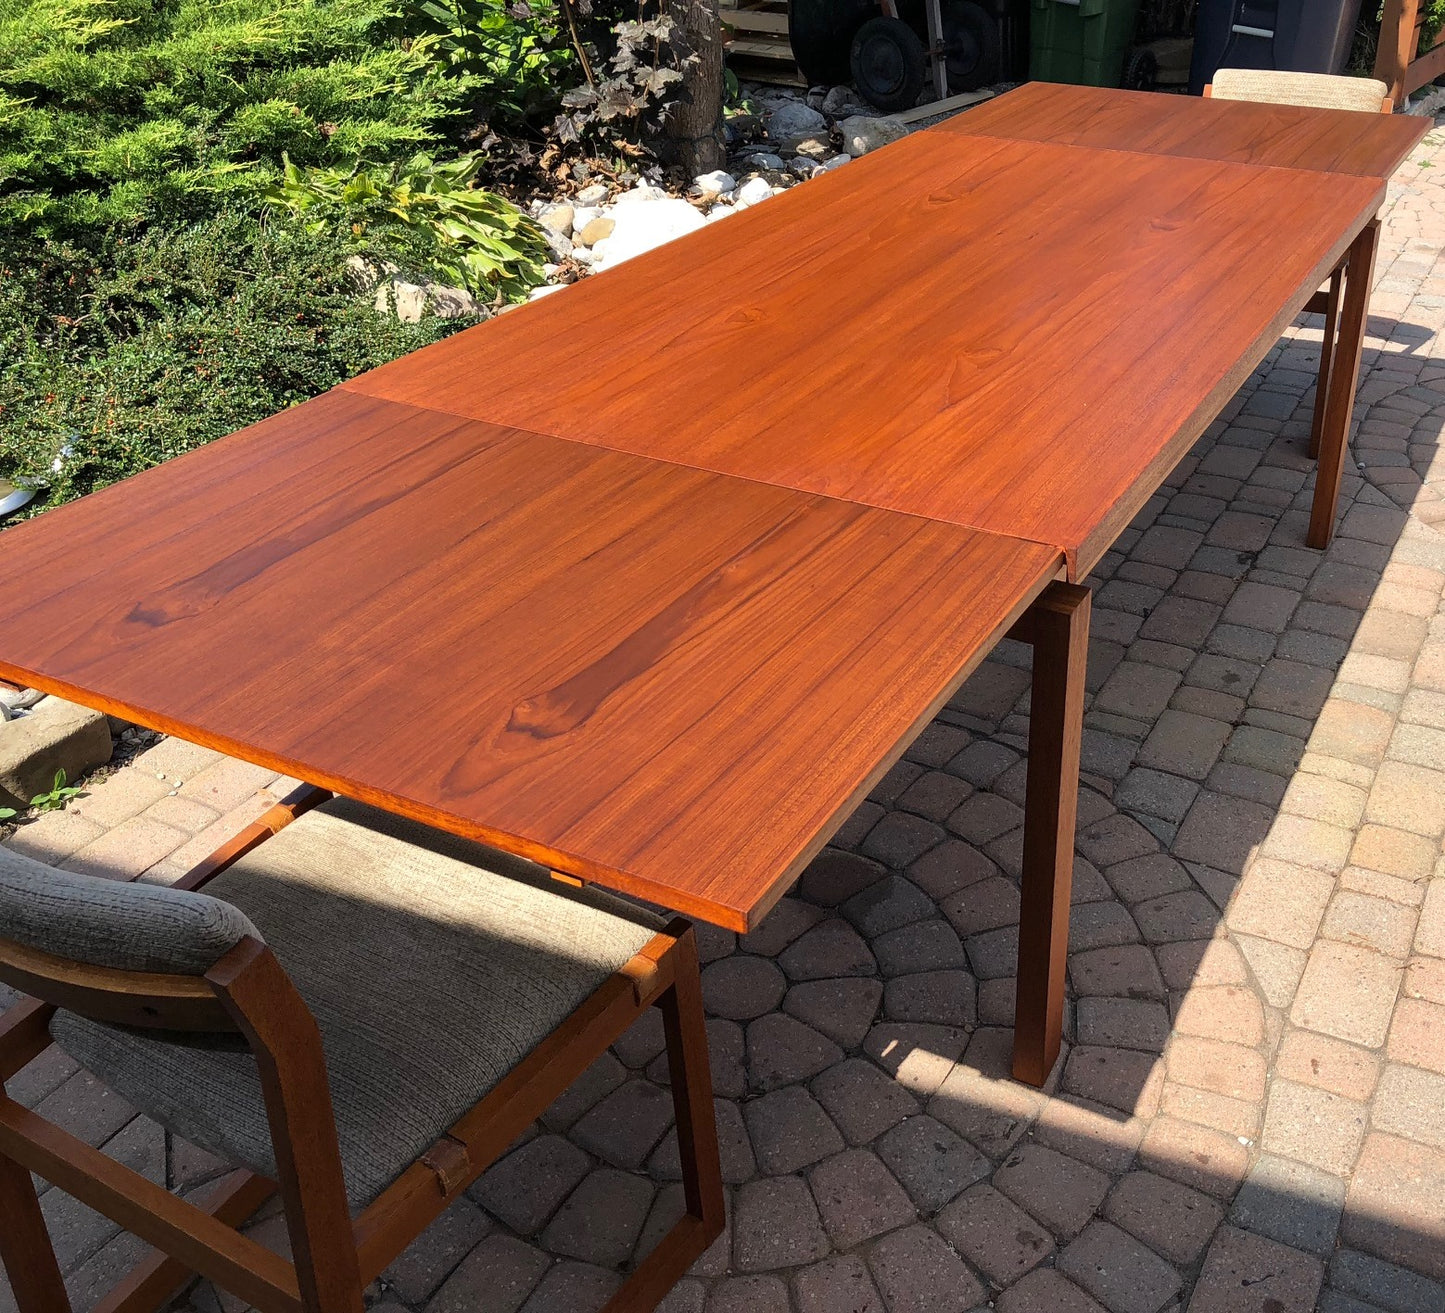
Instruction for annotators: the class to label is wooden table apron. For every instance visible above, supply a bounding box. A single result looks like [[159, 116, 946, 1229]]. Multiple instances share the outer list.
[[0, 87, 1420, 1093]]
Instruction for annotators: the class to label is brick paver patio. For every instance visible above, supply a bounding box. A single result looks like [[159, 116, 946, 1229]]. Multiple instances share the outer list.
[[6, 120, 1445, 1313]]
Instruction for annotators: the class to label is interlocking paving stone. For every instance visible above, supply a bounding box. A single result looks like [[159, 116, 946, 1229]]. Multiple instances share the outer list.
[[568, 1079, 674, 1170], [936, 1184, 1055, 1286], [743, 1086, 844, 1176], [1069, 944, 1167, 1000], [472, 1135, 591, 1236], [1371, 1063, 1445, 1149], [425, 1234, 550, 1313], [778, 918, 876, 980], [799, 849, 887, 906], [1344, 1133, 1445, 1282], [1330, 1249, 1445, 1313], [1272, 1030, 1381, 1103], [875, 1113, 991, 1213], [648, 1098, 755, 1184], [539, 1168, 653, 1267], [746, 1013, 844, 1091], [1104, 1171, 1223, 1266], [1229, 1154, 1346, 1257], [871, 917, 967, 976], [517, 1260, 620, 1313], [868, 1222, 985, 1313], [806, 1148, 914, 1248], [793, 1253, 884, 1313], [860, 813, 946, 868], [1057, 1219, 1182, 1313], [1188, 1227, 1324, 1313], [993, 1142, 1111, 1241], [907, 838, 1000, 899], [882, 968, 977, 1027], [738, 898, 837, 961], [995, 1268, 1108, 1313], [1138, 1117, 1248, 1199], [700, 955, 787, 1021], [810, 1058, 919, 1146], [384, 1199, 492, 1305], [782, 977, 882, 1049], [1291, 941, 1403, 1047], [704, 1275, 790, 1313], [731, 1176, 830, 1272]]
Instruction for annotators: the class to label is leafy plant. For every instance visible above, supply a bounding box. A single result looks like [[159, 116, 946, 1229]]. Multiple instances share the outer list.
[[1422, 0, 1445, 50], [407, 0, 573, 123], [0, 211, 467, 506], [552, 0, 697, 148], [1373, 0, 1445, 54], [264, 151, 548, 299], [28, 768, 81, 813], [0, 806, 14, 821]]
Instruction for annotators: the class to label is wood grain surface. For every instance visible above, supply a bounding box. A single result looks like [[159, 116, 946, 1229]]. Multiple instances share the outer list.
[[940, 81, 1430, 179], [340, 130, 1382, 578], [0, 391, 1059, 929]]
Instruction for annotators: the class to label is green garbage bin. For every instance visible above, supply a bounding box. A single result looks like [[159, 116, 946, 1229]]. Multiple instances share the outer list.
[[1030, 0, 1142, 87]]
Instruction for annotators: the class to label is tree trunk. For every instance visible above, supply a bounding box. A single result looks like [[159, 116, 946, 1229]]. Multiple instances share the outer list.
[[663, 0, 726, 174]]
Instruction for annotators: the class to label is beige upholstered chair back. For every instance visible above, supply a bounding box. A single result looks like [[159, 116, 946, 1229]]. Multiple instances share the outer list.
[[1209, 69, 1391, 114]]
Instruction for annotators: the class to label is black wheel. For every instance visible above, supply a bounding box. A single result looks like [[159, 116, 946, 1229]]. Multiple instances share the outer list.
[[940, 1, 1001, 91], [850, 16, 927, 113], [1123, 46, 1159, 91], [788, 0, 877, 87]]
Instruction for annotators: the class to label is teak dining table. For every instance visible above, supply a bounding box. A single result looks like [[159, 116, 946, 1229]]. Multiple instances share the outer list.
[[0, 86, 1425, 1098]]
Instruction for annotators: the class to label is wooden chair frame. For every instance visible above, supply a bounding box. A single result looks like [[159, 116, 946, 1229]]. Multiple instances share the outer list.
[[0, 787, 723, 1313], [1376, 0, 1445, 109]]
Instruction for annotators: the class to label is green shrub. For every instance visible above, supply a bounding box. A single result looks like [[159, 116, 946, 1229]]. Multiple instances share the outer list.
[[0, 0, 481, 234], [0, 211, 466, 506]]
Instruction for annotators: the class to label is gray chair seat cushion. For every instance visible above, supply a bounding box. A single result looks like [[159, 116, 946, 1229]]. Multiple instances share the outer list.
[[51, 796, 663, 1208]]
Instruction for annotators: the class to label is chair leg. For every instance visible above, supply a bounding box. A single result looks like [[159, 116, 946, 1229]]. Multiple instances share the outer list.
[[602, 930, 724, 1313], [0, 1150, 72, 1312], [1309, 266, 1345, 461]]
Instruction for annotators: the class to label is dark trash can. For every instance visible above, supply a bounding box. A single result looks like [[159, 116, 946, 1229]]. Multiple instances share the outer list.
[[1030, 0, 1145, 88], [1188, 0, 1365, 95]]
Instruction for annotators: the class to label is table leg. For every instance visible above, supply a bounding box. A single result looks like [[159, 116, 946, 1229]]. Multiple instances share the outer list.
[[1008, 580, 1090, 1087], [1308, 218, 1380, 550], [1308, 266, 1345, 462]]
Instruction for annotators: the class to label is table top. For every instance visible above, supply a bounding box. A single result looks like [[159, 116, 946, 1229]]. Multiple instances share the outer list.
[[938, 81, 1430, 179], [0, 390, 1059, 929], [341, 118, 1384, 577]]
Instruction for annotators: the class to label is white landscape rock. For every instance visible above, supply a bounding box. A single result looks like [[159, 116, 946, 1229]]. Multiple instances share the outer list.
[[574, 181, 610, 206], [590, 193, 706, 270], [693, 169, 737, 197], [839, 115, 909, 156], [536, 202, 575, 237], [734, 176, 774, 208]]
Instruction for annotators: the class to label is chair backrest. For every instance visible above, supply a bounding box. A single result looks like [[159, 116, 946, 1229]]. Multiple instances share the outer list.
[[1206, 69, 1392, 114], [0, 845, 260, 977]]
